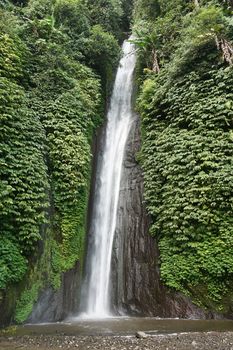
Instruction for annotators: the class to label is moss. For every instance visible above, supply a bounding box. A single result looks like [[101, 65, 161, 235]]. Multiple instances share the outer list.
[[0, 326, 18, 336], [14, 282, 41, 324]]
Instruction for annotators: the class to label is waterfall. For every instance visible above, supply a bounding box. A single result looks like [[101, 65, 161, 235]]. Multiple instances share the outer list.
[[80, 39, 136, 318]]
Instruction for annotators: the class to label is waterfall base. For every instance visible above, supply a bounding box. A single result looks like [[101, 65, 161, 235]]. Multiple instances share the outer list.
[[27, 261, 81, 323]]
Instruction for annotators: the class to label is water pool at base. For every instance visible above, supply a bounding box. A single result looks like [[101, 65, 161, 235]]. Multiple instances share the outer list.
[[15, 318, 233, 336]]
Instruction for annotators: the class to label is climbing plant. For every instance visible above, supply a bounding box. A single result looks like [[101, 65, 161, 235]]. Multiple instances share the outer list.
[[0, 0, 122, 323], [137, 0, 233, 310]]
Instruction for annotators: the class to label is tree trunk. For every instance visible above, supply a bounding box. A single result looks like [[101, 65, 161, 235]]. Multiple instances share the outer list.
[[215, 35, 233, 65], [152, 48, 160, 73]]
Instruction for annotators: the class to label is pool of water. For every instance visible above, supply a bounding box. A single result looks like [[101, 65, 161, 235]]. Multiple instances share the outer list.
[[15, 317, 233, 336]]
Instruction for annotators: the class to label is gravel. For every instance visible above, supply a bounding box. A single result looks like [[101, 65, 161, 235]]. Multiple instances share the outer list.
[[1, 332, 233, 350]]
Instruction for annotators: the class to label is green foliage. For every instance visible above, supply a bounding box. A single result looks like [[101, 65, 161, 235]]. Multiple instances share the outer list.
[[15, 281, 41, 323], [0, 77, 49, 253], [133, 0, 160, 22], [134, 1, 233, 76], [121, 0, 133, 33], [0, 33, 23, 79], [137, 0, 233, 309], [50, 205, 86, 288], [86, 0, 123, 39], [132, 0, 188, 75], [0, 0, 130, 324], [81, 25, 120, 92], [54, 0, 90, 57], [55, 0, 89, 35], [139, 60, 233, 308], [23, 0, 55, 19], [0, 0, 126, 323], [0, 237, 27, 290]]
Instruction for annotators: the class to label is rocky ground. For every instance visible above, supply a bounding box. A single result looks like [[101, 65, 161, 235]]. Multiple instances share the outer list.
[[1, 332, 233, 350]]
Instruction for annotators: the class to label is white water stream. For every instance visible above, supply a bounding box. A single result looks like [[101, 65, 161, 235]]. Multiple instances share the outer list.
[[80, 39, 136, 318]]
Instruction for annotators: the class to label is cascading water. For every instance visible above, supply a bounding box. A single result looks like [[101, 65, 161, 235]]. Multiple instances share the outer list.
[[80, 39, 136, 318]]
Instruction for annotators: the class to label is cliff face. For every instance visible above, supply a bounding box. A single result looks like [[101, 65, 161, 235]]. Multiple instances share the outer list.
[[0, 261, 81, 326], [111, 114, 217, 319], [27, 262, 81, 323], [25, 114, 219, 324], [0, 289, 18, 327], [23, 110, 223, 323]]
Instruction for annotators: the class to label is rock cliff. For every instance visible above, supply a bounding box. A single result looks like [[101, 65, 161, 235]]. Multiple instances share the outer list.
[[111, 114, 216, 319], [27, 262, 81, 323]]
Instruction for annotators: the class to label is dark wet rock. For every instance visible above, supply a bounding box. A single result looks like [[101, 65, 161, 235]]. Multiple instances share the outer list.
[[111, 114, 216, 319], [28, 261, 81, 323], [0, 285, 22, 327]]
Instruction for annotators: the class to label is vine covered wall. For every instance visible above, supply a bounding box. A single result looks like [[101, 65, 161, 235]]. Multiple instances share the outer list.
[[135, 0, 233, 312], [0, 0, 131, 324]]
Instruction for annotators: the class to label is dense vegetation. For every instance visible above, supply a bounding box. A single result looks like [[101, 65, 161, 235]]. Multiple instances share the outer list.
[[1, 0, 233, 324], [0, 0, 131, 323], [135, 0, 233, 311]]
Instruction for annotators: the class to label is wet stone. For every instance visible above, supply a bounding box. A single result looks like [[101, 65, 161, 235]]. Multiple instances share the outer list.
[[135, 331, 147, 339]]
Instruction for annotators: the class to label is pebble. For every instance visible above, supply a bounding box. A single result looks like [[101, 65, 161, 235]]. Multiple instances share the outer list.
[[1, 332, 233, 350], [136, 331, 147, 339]]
